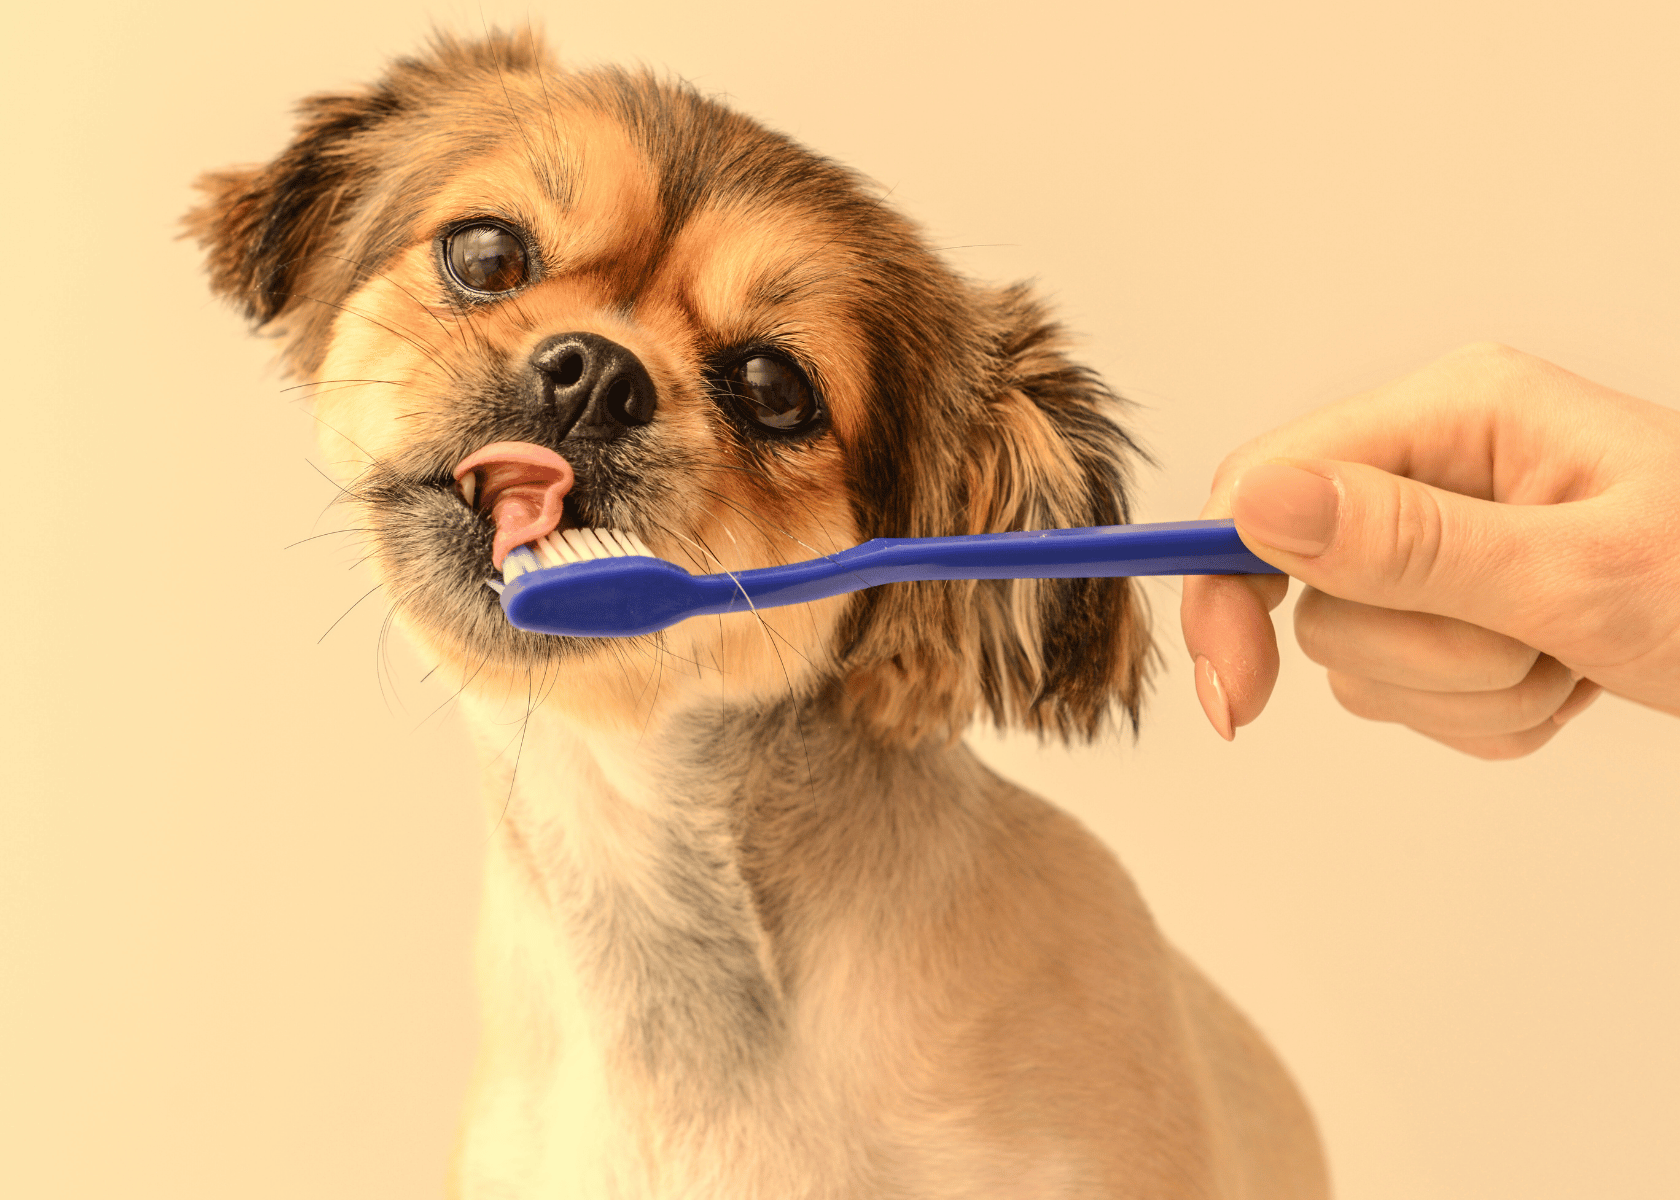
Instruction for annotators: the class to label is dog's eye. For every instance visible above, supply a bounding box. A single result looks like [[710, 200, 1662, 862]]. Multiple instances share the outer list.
[[721, 355, 820, 432], [444, 224, 528, 293]]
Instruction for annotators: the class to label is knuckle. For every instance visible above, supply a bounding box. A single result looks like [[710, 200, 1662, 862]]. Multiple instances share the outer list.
[[1386, 483, 1447, 592], [1444, 341, 1551, 410], [1450, 340, 1532, 377]]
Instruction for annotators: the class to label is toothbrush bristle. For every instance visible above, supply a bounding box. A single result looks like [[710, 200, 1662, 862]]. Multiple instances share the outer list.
[[492, 528, 657, 589]]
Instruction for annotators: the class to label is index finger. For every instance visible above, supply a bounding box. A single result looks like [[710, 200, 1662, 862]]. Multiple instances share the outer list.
[[1200, 343, 1615, 521]]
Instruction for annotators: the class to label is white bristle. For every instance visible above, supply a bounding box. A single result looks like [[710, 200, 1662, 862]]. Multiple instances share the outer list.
[[492, 529, 659, 592], [560, 528, 597, 560], [560, 528, 591, 559], [549, 531, 583, 564]]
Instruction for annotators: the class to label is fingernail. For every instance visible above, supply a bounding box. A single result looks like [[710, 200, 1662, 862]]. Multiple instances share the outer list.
[[1232, 463, 1340, 556], [1194, 655, 1235, 741]]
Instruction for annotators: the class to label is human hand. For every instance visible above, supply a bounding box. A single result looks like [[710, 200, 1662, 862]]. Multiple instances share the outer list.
[[1180, 343, 1680, 758]]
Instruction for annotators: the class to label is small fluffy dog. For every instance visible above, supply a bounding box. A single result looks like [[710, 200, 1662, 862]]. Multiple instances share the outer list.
[[189, 32, 1328, 1199]]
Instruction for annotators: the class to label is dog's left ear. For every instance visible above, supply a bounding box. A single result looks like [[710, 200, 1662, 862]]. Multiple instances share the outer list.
[[966, 284, 1156, 741], [839, 284, 1156, 745]]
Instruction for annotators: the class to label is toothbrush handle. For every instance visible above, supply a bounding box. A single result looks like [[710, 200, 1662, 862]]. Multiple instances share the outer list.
[[846, 518, 1276, 581], [720, 519, 1278, 611], [502, 519, 1280, 637]]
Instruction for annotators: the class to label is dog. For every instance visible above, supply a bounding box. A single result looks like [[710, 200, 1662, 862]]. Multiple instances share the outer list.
[[187, 31, 1329, 1199]]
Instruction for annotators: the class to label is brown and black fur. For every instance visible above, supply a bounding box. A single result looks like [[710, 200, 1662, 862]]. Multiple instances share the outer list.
[[188, 30, 1327, 1199]]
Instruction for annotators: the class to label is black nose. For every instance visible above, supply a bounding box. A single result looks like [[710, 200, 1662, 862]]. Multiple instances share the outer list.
[[529, 332, 657, 441]]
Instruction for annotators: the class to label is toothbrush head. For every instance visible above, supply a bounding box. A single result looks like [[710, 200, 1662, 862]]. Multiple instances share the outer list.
[[491, 527, 707, 638], [501, 552, 705, 638]]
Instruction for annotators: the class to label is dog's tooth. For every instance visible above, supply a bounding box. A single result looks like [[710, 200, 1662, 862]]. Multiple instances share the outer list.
[[459, 471, 477, 508]]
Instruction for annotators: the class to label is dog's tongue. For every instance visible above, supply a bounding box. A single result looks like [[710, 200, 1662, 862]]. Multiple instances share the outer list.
[[453, 442, 575, 569]]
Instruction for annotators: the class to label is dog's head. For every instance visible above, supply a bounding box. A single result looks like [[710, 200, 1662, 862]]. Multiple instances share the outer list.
[[187, 31, 1152, 745]]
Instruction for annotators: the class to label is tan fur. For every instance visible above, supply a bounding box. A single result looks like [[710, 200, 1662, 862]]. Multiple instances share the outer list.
[[188, 30, 1328, 1198]]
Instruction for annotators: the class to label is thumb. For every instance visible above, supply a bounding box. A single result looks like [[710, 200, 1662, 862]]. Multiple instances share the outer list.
[[1229, 460, 1562, 644]]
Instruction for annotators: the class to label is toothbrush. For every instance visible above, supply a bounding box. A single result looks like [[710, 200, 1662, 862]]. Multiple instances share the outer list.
[[489, 519, 1280, 638]]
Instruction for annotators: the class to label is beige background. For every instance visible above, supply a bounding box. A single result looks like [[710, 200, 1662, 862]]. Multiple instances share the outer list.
[[4, 1, 1677, 1196]]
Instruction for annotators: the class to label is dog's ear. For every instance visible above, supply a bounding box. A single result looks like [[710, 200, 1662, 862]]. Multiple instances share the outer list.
[[183, 87, 389, 361], [184, 31, 555, 375], [838, 283, 1155, 745]]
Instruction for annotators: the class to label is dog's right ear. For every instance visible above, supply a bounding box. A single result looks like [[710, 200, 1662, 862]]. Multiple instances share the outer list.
[[183, 89, 387, 343]]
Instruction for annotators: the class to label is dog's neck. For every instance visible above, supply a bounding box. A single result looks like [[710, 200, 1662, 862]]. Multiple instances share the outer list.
[[465, 692, 798, 1079], [451, 679, 1004, 1187]]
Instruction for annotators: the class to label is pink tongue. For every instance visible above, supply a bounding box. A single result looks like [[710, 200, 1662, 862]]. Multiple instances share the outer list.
[[453, 442, 575, 570]]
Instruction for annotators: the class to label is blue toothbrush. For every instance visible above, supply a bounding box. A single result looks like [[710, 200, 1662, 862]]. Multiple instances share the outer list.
[[489, 519, 1279, 638]]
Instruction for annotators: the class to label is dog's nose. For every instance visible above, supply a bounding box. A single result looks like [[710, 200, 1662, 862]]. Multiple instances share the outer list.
[[529, 332, 657, 441]]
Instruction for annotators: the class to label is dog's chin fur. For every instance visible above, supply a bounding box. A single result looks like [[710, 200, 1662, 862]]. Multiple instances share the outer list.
[[189, 29, 1329, 1199]]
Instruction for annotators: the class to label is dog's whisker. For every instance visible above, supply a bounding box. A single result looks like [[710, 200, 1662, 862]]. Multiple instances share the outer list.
[[523, 19, 568, 193], [489, 661, 546, 837], [682, 527, 820, 675], [303, 458, 369, 516], [644, 515, 723, 577], [688, 483, 838, 565], [280, 378, 410, 395], [488, 683, 534, 836], [309, 251, 472, 356], [251, 285, 465, 385], [484, 20, 562, 203], [373, 586, 424, 716], [316, 582, 383, 644], [282, 527, 370, 550], [299, 407, 385, 476]]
